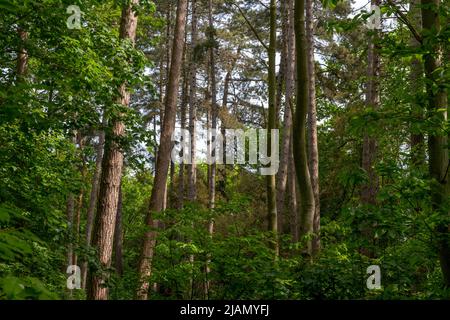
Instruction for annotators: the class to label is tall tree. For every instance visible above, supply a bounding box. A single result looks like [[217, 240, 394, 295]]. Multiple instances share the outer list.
[[294, 0, 315, 255], [361, 0, 381, 205], [137, 0, 189, 300], [205, 0, 218, 297], [82, 128, 105, 289], [188, 0, 199, 202], [267, 0, 279, 256], [305, 0, 320, 255], [277, 0, 295, 235], [87, 0, 139, 300], [421, 0, 450, 287]]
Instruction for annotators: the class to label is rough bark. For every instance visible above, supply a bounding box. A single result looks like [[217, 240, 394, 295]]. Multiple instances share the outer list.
[[294, 0, 315, 256], [87, 0, 139, 300], [137, 0, 188, 300]]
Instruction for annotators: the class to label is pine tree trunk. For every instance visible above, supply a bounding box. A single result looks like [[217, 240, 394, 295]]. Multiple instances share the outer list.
[[87, 0, 139, 300], [137, 0, 188, 300]]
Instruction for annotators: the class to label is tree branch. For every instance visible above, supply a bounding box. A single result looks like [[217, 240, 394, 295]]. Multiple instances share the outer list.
[[232, 3, 269, 51], [385, 0, 423, 44]]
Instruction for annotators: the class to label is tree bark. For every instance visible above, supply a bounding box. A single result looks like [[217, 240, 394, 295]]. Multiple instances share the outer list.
[[178, 36, 189, 210], [306, 0, 320, 255], [288, 135, 299, 243], [294, 0, 315, 256], [82, 128, 105, 289], [267, 0, 279, 257], [16, 28, 28, 79], [137, 0, 188, 300], [276, 0, 295, 236], [204, 0, 219, 298], [114, 185, 124, 276], [188, 0, 199, 202], [87, 0, 139, 300]]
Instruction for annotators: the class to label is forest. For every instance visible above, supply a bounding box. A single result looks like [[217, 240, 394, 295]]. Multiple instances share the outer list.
[[0, 0, 449, 301]]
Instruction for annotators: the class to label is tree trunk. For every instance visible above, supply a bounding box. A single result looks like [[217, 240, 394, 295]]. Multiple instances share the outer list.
[[66, 194, 75, 268], [306, 0, 320, 255], [276, 0, 295, 236], [87, 0, 139, 300], [178, 36, 189, 210], [114, 185, 124, 276], [288, 136, 299, 243], [82, 128, 105, 289], [409, 0, 425, 166], [294, 0, 315, 256], [421, 0, 450, 288], [188, 0, 199, 202], [267, 0, 279, 257], [361, 0, 381, 205], [137, 0, 188, 300], [16, 28, 28, 79], [204, 0, 219, 298]]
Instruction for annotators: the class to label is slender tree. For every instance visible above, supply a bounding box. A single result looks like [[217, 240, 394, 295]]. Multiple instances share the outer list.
[[82, 128, 105, 289], [409, 0, 425, 166], [267, 0, 279, 257], [188, 0, 199, 202], [294, 0, 315, 255], [137, 0, 189, 300], [305, 0, 320, 255], [87, 0, 139, 300], [361, 0, 381, 205]]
